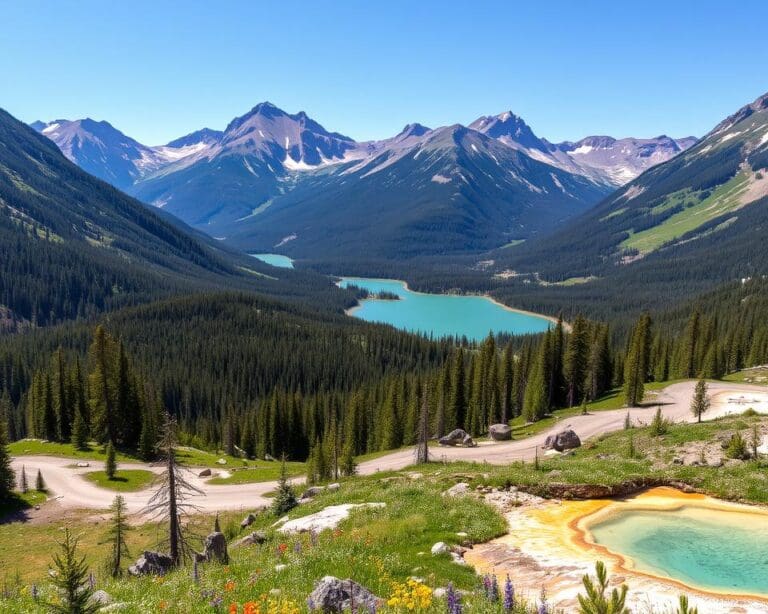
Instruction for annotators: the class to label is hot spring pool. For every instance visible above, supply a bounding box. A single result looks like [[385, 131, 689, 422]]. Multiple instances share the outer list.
[[587, 505, 768, 597]]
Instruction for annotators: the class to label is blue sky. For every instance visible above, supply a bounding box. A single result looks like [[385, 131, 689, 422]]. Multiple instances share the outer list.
[[2, 0, 767, 145]]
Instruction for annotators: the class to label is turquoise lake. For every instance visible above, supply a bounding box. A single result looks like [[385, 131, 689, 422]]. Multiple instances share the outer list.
[[589, 507, 768, 596], [250, 253, 294, 268], [338, 278, 553, 341]]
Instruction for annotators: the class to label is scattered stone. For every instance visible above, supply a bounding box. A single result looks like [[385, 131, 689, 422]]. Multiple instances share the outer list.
[[197, 468, 212, 477], [275, 564, 288, 572], [327, 483, 341, 492], [91, 590, 112, 605], [269, 589, 282, 596], [433, 587, 447, 599], [308, 576, 382, 613], [265, 454, 276, 462], [128, 551, 174, 576], [232, 531, 267, 548], [450, 552, 466, 565], [543, 429, 582, 452], [216, 458, 227, 465], [100, 604, 128, 612], [273, 515, 290, 527], [438, 429, 476, 447], [76, 462, 90, 468], [278, 503, 385, 534], [456, 531, 468, 538], [240, 513, 257, 528], [200, 531, 229, 564], [301, 486, 325, 500], [431, 542, 449, 555], [489, 424, 512, 441], [443, 482, 471, 497]]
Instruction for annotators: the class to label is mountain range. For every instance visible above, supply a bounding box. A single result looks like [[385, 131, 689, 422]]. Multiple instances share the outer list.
[[33, 104, 695, 259]]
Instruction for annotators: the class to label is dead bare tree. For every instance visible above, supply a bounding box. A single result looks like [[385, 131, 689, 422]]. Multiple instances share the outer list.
[[143, 413, 203, 566]]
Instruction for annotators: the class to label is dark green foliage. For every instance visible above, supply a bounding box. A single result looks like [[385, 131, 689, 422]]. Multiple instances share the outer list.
[[577, 561, 629, 614], [105, 441, 117, 480], [34, 469, 45, 492], [623, 314, 651, 407], [48, 528, 99, 614], [105, 495, 130, 577], [649, 407, 669, 437], [0, 406, 14, 499], [19, 465, 28, 494], [690, 379, 710, 423], [726, 431, 749, 460], [272, 458, 298, 517]]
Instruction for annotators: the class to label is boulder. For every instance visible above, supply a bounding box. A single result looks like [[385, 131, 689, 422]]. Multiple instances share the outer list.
[[240, 512, 257, 528], [216, 458, 227, 465], [265, 454, 276, 462], [489, 424, 512, 441], [128, 551, 174, 576], [197, 468, 212, 477], [543, 429, 581, 452], [201, 531, 229, 564], [76, 462, 90, 468], [232, 530, 267, 548], [431, 542, 449, 555], [91, 590, 112, 605], [279, 503, 385, 534], [327, 483, 341, 492], [438, 429, 476, 447], [301, 486, 326, 500], [308, 576, 382, 612], [443, 482, 470, 497]]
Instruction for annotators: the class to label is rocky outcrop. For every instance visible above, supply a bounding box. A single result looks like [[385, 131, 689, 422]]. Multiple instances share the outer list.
[[308, 576, 382, 612], [301, 486, 325, 500], [128, 551, 174, 576], [278, 503, 385, 534], [489, 424, 512, 441], [197, 468, 212, 477], [240, 513, 257, 528], [443, 482, 471, 497], [438, 429, 476, 447], [543, 429, 581, 452], [199, 531, 228, 564], [232, 530, 267, 548], [525, 478, 696, 500]]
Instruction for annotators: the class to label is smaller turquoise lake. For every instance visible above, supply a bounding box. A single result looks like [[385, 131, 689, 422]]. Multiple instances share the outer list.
[[589, 507, 768, 596], [338, 278, 552, 341], [251, 253, 294, 268]]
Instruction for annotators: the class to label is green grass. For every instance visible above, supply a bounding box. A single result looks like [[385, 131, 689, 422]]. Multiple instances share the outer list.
[[0, 490, 47, 520], [83, 470, 156, 492], [621, 171, 750, 254], [206, 461, 305, 485], [9, 439, 253, 468], [0, 474, 514, 613], [723, 367, 768, 386]]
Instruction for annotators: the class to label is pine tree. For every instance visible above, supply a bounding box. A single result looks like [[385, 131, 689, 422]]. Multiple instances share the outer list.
[[48, 528, 99, 614], [564, 316, 590, 407], [89, 325, 116, 445], [690, 379, 710, 423], [105, 440, 117, 480], [448, 349, 466, 429], [105, 495, 130, 577], [0, 412, 15, 500], [523, 337, 550, 422], [624, 314, 651, 407], [35, 469, 46, 492], [340, 442, 357, 477], [416, 385, 430, 464], [20, 465, 28, 493], [577, 561, 629, 614], [272, 457, 298, 516]]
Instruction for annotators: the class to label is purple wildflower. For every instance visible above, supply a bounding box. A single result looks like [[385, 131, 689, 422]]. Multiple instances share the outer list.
[[490, 574, 499, 602], [446, 582, 462, 614], [538, 587, 549, 614], [294, 541, 302, 554], [503, 575, 515, 612], [210, 594, 223, 608], [88, 572, 95, 590], [192, 557, 199, 584], [31, 584, 38, 600]]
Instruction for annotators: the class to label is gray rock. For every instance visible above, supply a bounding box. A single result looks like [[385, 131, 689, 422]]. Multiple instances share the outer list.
[[308, 575, 382, 612], [489, 424, 512, 441], [232, 530, 267, 548], [301, 486, 326, 500], [443, 482, 470, 497], [128, 551, 174, 576], [76, 462, 90, 468], [240, 512, 257, 528], [201, 531, 229, 564], [216, 458, 227, 465], [99, 604, 128, 612], [327, 483, 341, 492], [91, 590, 112, 605], [438, 429, 476, 447], [543, 428, 581, 452], [265, 454, 276, 462], [431, 541, 449, 555], [198, 468, 212, 477]]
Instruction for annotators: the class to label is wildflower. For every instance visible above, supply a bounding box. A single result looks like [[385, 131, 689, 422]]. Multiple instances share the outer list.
[[490, 575, 499, 603], [230, 604, 238, 614], [538, 587, 549, 614], [31, 584, 39, 600], [277, 543, 288, 556], [446, 582, 462, 614], [293, 541, 302, 554], [306, 596, 316, 611], [225, 580, 236, 592], [192, 557, 199, 584], [243, 601, 260, 614], [503, 575, 515, 612], [159, 600, 168, 611], [210, 595, 223, 608]]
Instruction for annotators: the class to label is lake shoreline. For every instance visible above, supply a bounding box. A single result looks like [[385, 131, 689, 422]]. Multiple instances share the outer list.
[[338, 276, 564, 333]]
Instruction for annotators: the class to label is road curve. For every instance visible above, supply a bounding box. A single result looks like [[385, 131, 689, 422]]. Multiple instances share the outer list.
[[10, 380, 768, 516]]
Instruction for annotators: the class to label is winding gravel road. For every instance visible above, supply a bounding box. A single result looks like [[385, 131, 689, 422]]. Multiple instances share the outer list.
[[10, 380, 768, 515]]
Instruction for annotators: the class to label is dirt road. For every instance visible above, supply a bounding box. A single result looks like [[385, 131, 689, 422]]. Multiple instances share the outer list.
[[10, 380, 768, 515]]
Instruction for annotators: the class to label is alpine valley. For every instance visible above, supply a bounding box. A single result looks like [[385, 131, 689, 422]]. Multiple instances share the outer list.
[[5, 16, 768, 614]]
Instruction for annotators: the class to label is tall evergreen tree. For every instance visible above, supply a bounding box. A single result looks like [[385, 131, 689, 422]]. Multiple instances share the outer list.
[[105, 495, 130, 577], [690, 379, 710, 423], [624, 314, 652, 407], [564, 315, 590, 407], [0, 409, 14, 500], [48, 528, 99, 614]]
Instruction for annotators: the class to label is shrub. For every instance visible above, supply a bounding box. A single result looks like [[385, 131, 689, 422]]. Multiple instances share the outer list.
[[726, 431, 750, 460]]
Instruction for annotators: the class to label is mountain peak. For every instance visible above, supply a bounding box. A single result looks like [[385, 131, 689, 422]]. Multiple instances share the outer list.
[[397, 123, 430, 139]]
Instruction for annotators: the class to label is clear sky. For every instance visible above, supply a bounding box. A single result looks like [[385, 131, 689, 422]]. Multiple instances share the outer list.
[[2, 0, 767, 145]]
